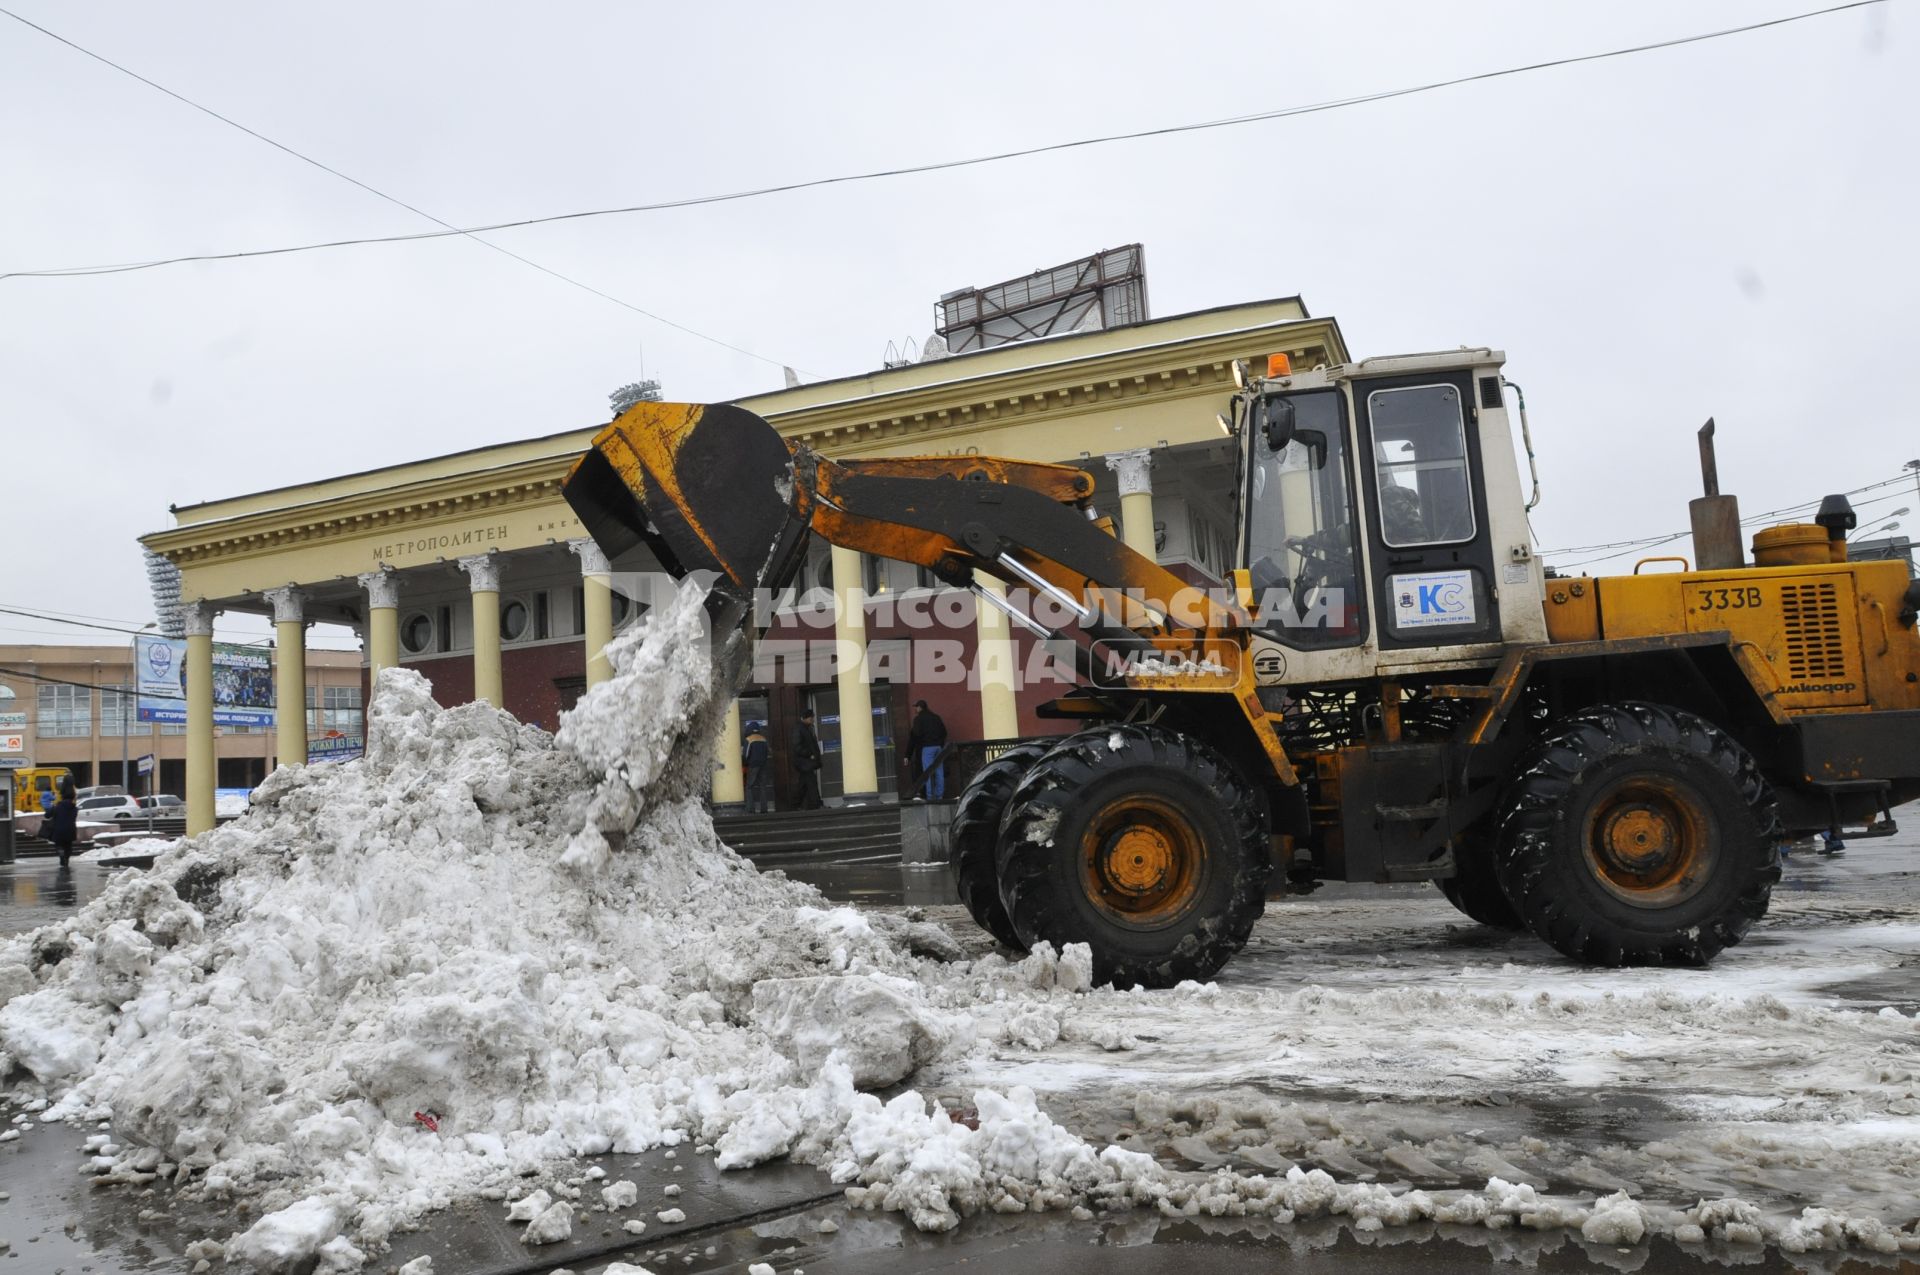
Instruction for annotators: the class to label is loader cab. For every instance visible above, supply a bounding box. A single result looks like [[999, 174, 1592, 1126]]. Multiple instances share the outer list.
[[1237, 349, 1546, 683]]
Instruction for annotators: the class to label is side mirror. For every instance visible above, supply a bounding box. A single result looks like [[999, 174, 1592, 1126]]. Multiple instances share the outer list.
[[1256, 395, 1296, 453]]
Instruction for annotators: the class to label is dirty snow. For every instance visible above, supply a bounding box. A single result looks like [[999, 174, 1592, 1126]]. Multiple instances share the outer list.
[[900, 847, 1920, 1255], [1, 578, 1917, 1267]]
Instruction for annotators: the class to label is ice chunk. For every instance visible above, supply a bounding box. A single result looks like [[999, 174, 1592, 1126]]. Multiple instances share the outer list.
[[751, 975, 945, 1088], [225, 1198, 344, 1275], [505, 1189, 552, 1222], [522, 1200, 574, 1245], [1581, 1191, 1647, 1245]]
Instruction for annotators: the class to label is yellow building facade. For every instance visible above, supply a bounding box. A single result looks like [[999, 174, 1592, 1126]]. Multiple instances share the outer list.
[[0, 644, 365, 795], [142, 297, 1348, 833]]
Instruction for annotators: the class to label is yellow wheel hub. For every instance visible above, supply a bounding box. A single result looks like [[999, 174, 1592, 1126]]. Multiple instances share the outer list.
[[1582, 775, 1712, 907], [1079, 795, 1204, 928], [1105, 827, 1175, 894]]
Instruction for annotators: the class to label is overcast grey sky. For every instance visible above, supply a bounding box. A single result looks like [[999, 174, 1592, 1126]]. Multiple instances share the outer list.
[[2, 0, 1913, 650]]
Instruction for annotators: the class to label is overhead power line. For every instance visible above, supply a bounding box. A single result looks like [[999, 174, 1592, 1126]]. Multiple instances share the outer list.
[[0, 603, 353, 650], [1545, 473, 1912, 570], [0, 604, 155, 637], [0, 664, 155, 693], [0, 1, 1883, 284], [1539, 474, 1913, 557], [0, 5, 804, 372]]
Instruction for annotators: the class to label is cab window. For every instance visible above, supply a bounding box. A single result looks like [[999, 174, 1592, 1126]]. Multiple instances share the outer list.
[[1244, 389, 1365, 648], [1367, 384, 1475, 547]]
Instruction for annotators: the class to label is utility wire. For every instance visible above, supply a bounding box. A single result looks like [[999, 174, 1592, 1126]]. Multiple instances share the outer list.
[[0, 664, 160, 694], [1, 601, 156, 628], [1544, 484, 1909, 556], [1540, 472, 1911, 562], [1, 0, 1883, 283], [0, 603, 357, 651], [0, 6, 805, 373], [0, 605, 154, 638], [1550, 483, 1913, 572]]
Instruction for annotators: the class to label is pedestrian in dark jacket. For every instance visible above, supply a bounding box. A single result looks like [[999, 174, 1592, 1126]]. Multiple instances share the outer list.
[[43, 777, 78, 869], [906, 700, 950, 799], [792, 709, 823, 810], [742, 721, 772, 814]]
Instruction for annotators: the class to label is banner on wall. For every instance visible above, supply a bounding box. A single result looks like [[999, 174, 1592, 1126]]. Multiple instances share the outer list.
[[135, 635, 276, 727], [307, 731, 364, 765]]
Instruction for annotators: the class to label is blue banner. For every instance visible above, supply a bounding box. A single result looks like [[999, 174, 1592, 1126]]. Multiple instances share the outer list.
[[135, 635, 276, 728]]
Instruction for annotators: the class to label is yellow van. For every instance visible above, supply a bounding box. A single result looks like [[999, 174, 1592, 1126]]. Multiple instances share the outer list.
[[12, 766, 72, 813]]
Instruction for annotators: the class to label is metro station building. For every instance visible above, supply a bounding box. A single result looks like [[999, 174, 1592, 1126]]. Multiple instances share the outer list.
[[142, 295, 1349, 832]]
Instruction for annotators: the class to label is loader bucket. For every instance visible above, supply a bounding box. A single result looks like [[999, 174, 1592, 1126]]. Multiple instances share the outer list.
[[563, 402, 813, 618]]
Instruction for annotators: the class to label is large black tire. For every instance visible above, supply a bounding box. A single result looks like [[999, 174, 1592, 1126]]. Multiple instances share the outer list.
[[996, 725, 1269, 988], [1495, 702, 1782, 966], [949, 741, 1054, 950], [1435, 843, 1522, 930]]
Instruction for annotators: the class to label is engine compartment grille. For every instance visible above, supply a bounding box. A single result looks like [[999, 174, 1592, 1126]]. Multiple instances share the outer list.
[[1781, 582, 1847, 680]]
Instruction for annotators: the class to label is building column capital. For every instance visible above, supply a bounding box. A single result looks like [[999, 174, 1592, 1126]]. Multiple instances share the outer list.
[[357, 568, 401, 610], [182, 601, 218, 638], [1105, 447, 1155, 497], [263, 585, 305, 625], [458, 552, 501, 593], [567, 538, 612, 577]]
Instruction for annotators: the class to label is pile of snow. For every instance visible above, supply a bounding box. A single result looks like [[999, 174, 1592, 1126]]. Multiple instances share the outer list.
[[0, 579, 1915, 1268], [0, 583, 1078, 1268]]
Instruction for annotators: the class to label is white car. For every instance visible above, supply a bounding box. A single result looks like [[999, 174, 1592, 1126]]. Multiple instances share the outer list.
[[77, 794, 143, 821]]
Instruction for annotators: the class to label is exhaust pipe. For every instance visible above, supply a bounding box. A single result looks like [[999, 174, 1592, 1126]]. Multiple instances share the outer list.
[[1688, 419, 1746, 570]]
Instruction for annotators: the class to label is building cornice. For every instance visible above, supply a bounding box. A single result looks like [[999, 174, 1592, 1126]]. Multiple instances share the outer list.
[[142, 309, 1345, 571], [765, 317, 1343, 453], [142, 459, 567, 566]]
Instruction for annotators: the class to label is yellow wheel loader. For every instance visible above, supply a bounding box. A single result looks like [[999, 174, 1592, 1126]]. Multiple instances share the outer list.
[[562, 351, 1920, 988]]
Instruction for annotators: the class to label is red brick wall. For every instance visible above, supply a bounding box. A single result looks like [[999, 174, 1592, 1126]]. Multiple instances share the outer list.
[[396, 619, 1073, 748], [404, 654, 473, 713], [502, 642, 586, 732], [755, 600, 1076, 745], [401, 641, 586, 732]]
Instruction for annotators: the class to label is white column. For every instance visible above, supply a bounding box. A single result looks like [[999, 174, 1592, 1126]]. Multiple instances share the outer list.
[[972, 572, 1020, 741], [829, 545, 879, 797], [712, 700, 745, 806], [1105, 448, 1157, 561], [264, 585, 307, 770], [184, 602, 218, 836], [358, 569, 401, 700], [568, 539, 616, 689], [459, 553, 504, 707]]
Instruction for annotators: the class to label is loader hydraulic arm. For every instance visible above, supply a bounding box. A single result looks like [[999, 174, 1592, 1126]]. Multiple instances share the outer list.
[[564, 401, 1247, 639], [563, 400, 1294, 790]]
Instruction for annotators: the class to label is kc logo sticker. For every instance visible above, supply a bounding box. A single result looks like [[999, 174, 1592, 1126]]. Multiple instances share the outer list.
[[1390, 570, 1478, 630]]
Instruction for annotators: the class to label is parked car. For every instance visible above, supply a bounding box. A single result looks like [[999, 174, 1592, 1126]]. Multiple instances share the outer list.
[[137, 794, 185, 813], [75, 784, 128, 801], [77, 795, 143, 821]]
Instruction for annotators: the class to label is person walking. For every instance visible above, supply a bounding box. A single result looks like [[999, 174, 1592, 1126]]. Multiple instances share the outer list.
[[907, 699, 949, 800], [791, 708, 823, 810], [43, 776, 78, 869], [742, 720, 773, 814]]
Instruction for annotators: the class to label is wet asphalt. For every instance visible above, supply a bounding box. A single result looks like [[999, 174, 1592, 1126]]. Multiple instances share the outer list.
[[3, 842, 1918, 1273]]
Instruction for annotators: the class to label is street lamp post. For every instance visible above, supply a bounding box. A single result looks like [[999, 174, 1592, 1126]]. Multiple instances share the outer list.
[[125, 622, 156, 798]]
